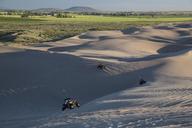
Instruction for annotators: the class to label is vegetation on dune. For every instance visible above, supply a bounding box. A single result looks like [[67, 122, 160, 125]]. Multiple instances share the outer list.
[[0, 12, 192, 45]]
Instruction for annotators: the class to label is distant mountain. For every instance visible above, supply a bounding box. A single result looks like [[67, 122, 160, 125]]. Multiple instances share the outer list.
[[0, 7, 99, 13], [65, 6, 98, 12], [29, 7, 98, 13], [30, 8, 64, 13]]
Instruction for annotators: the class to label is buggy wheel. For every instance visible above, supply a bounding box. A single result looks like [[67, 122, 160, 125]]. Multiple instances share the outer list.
[[62, 106, 67, 111]]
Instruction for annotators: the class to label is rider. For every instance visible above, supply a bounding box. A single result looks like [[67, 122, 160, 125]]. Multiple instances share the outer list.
[[139, 78, 147, 85], [62, 97, 80, 111]]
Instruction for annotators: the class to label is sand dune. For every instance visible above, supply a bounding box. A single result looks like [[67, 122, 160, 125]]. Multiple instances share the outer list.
[[0, 23, 192, 128]]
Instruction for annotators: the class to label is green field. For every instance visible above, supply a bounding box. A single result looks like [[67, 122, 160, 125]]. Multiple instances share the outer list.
[[0, 15, 192, 45]]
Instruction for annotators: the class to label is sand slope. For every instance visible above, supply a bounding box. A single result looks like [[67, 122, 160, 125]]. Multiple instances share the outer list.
[[0, 23, 192, 128]]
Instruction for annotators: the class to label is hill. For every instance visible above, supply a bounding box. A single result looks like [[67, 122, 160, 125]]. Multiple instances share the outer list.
[[30, 8, 64, 13], [28, 7, 98, 13], [65, 6, 98, 12]]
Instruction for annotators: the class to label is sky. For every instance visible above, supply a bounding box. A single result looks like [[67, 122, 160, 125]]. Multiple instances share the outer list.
[[0, 0, 192, 11]]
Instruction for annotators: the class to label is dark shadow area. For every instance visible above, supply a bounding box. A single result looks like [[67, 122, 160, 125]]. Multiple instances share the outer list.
[[0, 32, 17, 42], [79, 34, 112, 40], [135, 36, 174, 44], [176, 30, 191, 37], [99, 36, 113, 40], [151, 36, 174, 43], [32, 44, 53, 47], [79, 34, 98, 39], [175, 23, 192, 28], [157, 45, 192, 54], [154, 25, 175, 30], [0, 50, 161, 119], [176, 36, 192, 45], [121, 26, 143, 35]]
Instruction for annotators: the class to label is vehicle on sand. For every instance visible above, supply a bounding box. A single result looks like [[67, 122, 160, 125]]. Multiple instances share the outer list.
[[62, 98, 80, 111]]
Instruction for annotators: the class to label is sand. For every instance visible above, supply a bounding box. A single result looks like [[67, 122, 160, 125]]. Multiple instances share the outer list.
[[0, 23, 192, 128]]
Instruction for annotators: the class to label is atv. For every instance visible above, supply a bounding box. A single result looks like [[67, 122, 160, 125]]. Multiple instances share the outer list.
[[62, 98, 80, 111]]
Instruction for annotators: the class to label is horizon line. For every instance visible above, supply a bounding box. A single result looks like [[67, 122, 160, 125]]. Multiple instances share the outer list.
[[1, 6, 192, 12]]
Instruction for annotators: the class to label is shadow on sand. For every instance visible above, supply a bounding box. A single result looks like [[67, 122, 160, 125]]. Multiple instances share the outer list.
[[0, 49, 163, 118]]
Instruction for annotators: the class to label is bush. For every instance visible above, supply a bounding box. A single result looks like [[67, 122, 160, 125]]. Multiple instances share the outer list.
[[21, 13, 30, 18], [56, 13, 63, 18], [56, 13, 74, 18], [7, 12, 13, 15]]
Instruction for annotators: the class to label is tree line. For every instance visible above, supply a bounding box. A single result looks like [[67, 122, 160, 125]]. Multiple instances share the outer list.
[[0, 9, 192, 18], [0, 10, 75, 18]]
